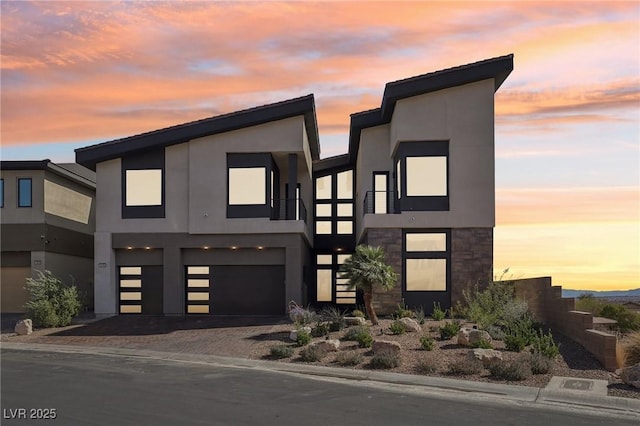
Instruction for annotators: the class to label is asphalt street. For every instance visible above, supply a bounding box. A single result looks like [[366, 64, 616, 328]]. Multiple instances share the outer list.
[[1, 349, 636, 426]]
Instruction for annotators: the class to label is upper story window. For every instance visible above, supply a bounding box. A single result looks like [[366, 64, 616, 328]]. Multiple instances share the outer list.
[[395, 141, 449, 212], [336, 170, 353, 199], [316, 175, 332, 199], [122, 149, 165, 219], [17, 178, 32, 207], [227, 153, 278, 219], [314, 168, 354, 237], [0, 179, 4, 208]]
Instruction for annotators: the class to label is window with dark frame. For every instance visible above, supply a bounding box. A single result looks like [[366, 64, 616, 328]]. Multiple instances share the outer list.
[[17, 178, 32, 207], [403, 231, 450, 292], [226, 153, 278, 219], [313, 169, 354, 236], [122, 149, 165, 219], [0, 179, 4, 208]]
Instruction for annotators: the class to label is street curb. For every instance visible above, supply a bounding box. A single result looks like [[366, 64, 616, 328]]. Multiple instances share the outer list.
[[3, 341, 639, 417]]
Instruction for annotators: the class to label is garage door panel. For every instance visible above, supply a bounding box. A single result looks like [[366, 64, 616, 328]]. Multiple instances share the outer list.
[[212, 266, 285, 315], [1, 267, 30, 313]]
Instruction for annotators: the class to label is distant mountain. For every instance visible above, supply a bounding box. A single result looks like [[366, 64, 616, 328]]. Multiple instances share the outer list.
[[561, 288, 640, 298]]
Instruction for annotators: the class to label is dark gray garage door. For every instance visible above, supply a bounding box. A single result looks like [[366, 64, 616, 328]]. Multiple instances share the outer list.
[[212, 265, 285, 315]]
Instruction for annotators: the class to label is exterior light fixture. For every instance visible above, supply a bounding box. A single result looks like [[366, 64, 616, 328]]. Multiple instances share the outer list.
[[231, 246, 237, 250], [203, 246, 210, 250], [257, 246, 264, 250], [126, 246, 133, 250]]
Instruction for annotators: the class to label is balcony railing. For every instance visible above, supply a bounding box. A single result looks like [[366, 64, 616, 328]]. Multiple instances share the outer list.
[[363, 191, 399, 214], [271, 198, 308, 223]]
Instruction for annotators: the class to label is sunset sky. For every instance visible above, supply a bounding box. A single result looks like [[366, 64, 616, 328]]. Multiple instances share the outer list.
[[1, 1, 638, 290]]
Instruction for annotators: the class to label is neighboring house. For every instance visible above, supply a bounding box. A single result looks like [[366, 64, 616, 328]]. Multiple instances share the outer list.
[[0, 160, 96, 313], [76, 54, 513, 318]]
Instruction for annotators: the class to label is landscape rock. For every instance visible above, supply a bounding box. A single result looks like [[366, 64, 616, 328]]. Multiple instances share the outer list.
[[620, 363, 640, 389], [372, 340, 402, 356], [458, 328, 492, 346], [14, 319, 32, 335], [344, 316, 366, 326], [467, 349, 503, 367], [398, 317, 422, 333], [310, 339, 340, 352], [289, 326, 312, 342]]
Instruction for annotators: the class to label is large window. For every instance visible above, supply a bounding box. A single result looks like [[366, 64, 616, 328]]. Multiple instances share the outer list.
[[404, 231, 449, 292], [17, 178, 32, 207], [227, 153, 278, 218], [395, 141, 449, 211], [315, 253, 356, 305], [122, 149, 165, 219], [228, 167, 266, 205], [314, 169, 354, 237]]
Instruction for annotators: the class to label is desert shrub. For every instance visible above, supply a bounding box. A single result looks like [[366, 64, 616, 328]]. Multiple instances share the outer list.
[[270, 345, 294, 359], [451, 301, 467, 319], [621, 331, 640, 367], [530, 329, 560, 359], [351, 309, 366, 318], [356, 331, 373, 348], [335, 351, 363, 366], [431, 302, 446, 321], [289, 303, 317, 326], [343, 326, 373, 348], [463, 280, 517, 329], [370, 352, 401, 369], [575, 293, 604, 314], [413, 306, 426, 324], [300, 345, 327, 362], [528, 351, 553, 374], [394, 303, 414, 319], [296, 329, 312, 346], [311, 322, 330, 337], [24, 270, 81, 328], [488, 358, 532, 381], [484, 325, 506, 340], [389, 320, 407, 335], [420, 334, 435, 351], [439, 320, 461, 340], [504, 334, 527, 352], [416, 358, 437, 374], [472, 339, 493, 349], [319, 306, 346, 331], [503, 314, 537, 352], [447, 359, 483, 376], [599, 304, 640, 333]]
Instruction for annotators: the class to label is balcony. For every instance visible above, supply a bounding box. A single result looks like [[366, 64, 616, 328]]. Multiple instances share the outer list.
[[363, 191, 399, 214], [271, 198, 308, 223]]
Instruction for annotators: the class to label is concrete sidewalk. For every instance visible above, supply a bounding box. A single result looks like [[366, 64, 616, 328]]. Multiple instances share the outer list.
[[3, 341, 639, 420]]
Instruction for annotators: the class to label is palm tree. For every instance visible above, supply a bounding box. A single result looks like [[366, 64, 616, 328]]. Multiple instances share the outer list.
[[340, 245, 397, 325]]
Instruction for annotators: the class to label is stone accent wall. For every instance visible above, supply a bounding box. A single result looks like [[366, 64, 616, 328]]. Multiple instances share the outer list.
[[451, 228, 493, 306], [364, 228, 402, 315], [513, 277, 617, 371]]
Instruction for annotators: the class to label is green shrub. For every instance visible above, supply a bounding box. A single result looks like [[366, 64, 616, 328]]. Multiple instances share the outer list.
[[296, 329, 312, 346], [320, 306, 346, 331], [530, 329, 560, 359], [622, 331, 640, 366], [439, 320, 461, 340], [484, 325, 506, 340], [416, 358, 437, 374], [270, 345, 294, 359], [431, 302, 446, 321], [420, 334, 435, 351], [394, 303, 414, 319], [488, 359, 532, 381], [575, 293, 604, 314], [351, 309, 366, 318], [447, 359, 483, 376], [503, 314, 537, 352], [389, 320, 407, 335], [356, 331, 373, 348], [472, 339, 493, 349], [370, 352, 401, 369], [463, 280, 517, 329], [413, 306, 426, 325], [311, 322, 330, 337], [344, 326, 373, 348], [528, 352, 553, 374], [335, 351, 363, 366], [599, 304, 640, 333], [300, 345, 326, 362], [24, 270, 81, 328], [504, 334, 527, 352]]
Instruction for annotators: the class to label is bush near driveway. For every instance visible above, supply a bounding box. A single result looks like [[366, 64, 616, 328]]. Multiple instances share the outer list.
[[24, 270, 81, 328]]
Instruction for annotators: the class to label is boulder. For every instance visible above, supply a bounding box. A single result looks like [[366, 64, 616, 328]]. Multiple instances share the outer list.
[[289, 326, 312, 342], [310, 339, 340, 352], [14, 319, 32, 335], [372, 340, 402, 356], [398, 317, 422, 333], [344, 316, 366, 326], [458, 328, 492, 346], [467, 348, 502, 367], [620, 363, 640, 389]]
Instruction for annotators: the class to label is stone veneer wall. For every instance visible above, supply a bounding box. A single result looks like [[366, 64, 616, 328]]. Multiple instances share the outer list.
[[450, 228, 493, 306], [364, 228, 402, 315], [513, 277, 617, 371]]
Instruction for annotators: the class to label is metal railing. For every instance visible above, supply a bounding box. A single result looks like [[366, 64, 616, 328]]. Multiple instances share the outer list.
[[363, 191, 398, 214], [271, 198, 308, 223]]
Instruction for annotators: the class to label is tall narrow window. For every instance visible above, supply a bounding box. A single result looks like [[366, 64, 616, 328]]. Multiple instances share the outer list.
[[316, 269, 332, 302], [404, 231, 449, 292], [337, 170, 353, 199], [17, 178, 32, 207], [373, 173, 388, 214], [316, 175, 332, 200], [0, 179, 4, 208]]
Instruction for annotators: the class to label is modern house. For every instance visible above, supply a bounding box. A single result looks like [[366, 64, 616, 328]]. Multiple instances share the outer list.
[[0, 160, 96, 313], [76, 54, 513, 318]]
